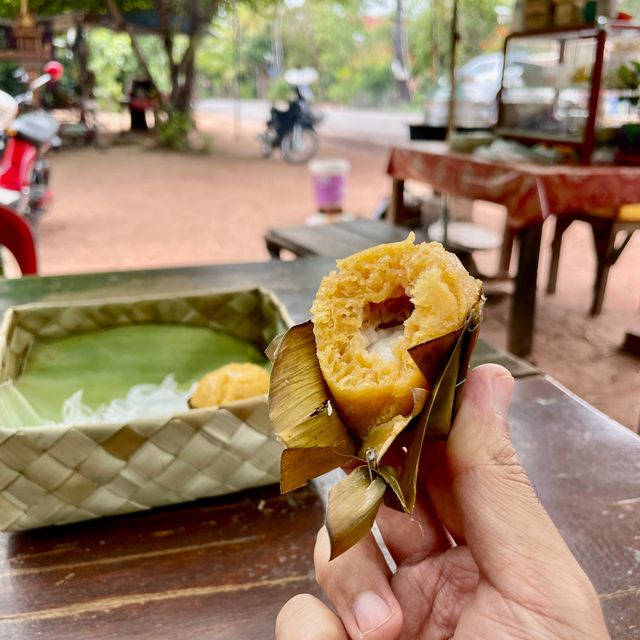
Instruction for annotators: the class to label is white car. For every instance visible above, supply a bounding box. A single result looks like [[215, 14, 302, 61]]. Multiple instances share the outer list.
[[423, 54, 502, 128], [423, 53, 550, 129]]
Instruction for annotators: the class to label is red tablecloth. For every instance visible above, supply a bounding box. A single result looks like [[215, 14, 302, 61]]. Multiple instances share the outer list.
[[387, 143, 640, 229]]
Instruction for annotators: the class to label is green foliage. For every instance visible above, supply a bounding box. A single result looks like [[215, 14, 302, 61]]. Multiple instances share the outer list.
[[617, 60, 640, 108], [202, 0, 402, 105], [267, 76, 290, 102], [154, 108, 193, 150], [202, 0, 508, 107], [86, 28, 135, 108], [619, 0, 640, 15], [409, 0, 507, 92], [86, 28, 174, 109], [352, 64, 395, 104], [0, 0, 223, 150], [0, 0, 511, 110], [197, 6, 275, 97], [0, 62, 22, 95], [618, 60, 640, 89], [0, 0, 151, 18], [277, 0, 376, 101]]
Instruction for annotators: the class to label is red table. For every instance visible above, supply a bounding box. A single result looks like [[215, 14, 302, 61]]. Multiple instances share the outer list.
[[387, 143, 640, 356]]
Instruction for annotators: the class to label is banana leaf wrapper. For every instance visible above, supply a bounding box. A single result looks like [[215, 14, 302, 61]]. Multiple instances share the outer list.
[[268, 295, 483, 558]]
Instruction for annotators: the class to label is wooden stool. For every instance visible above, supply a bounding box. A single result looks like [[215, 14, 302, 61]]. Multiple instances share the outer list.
[[546, 206, 640, 315]]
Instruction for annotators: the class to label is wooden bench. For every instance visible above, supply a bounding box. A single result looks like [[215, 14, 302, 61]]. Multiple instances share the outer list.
[[265, 217, 498, 281], [265, 218, 424, 260]]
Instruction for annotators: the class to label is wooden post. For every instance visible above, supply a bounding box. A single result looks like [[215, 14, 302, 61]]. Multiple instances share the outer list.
[[507, 222, 542, 357], [387, 179, 405, 225], [589, 218, 615, 316], [546, 216, 573, 294], [498, 218, 515, 276]]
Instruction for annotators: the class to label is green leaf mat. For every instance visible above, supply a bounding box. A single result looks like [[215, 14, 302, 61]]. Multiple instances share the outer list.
[[15, 324, 269, 422]]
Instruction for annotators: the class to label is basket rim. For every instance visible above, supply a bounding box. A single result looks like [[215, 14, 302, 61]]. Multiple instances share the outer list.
[[0, 286, 291, 432], [2, 285, 289, 317]]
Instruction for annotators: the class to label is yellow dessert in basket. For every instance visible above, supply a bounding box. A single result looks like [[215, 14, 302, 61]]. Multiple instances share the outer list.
[[310, 234, 481, 433], [191, 363, 270, 407]]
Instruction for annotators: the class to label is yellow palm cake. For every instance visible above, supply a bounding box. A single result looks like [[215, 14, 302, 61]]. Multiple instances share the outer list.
[[190, 363, 270, 407], [310, 233, 481, 434]]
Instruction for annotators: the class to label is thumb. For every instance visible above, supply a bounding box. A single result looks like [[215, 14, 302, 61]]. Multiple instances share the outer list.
[[276, 594, 348, 640], [447, 364, 578, 578]]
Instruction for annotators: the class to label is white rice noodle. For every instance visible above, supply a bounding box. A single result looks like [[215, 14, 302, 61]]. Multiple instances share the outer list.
[[56, 375, 197, 426]]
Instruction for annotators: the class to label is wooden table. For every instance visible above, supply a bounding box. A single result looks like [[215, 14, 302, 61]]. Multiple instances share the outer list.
[[0, 261, 637, 639], [387, 143, 640, 357]]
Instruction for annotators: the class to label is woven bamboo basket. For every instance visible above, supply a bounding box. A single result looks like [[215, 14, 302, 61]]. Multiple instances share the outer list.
[[0, 288, 290, 532]]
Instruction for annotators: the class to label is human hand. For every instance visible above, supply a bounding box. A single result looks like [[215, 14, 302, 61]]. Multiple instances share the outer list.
[[276, 364, 610, 640]]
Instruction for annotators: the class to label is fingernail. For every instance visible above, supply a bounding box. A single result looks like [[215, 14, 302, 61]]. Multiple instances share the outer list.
[[353, 591, 392, 635], [491, 374, 513, 417]]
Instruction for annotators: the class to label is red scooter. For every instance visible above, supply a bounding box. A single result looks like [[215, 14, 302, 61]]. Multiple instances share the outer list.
[[0, 61, 63, 227]]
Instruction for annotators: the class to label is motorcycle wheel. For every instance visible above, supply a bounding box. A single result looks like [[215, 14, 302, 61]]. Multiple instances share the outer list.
[[280, 126, 318, 164]]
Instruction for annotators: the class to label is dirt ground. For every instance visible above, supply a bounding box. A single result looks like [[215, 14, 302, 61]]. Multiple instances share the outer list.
[[32, 112, 639, 432]]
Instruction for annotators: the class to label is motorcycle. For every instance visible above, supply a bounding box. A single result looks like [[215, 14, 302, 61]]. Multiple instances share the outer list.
[[0, 61, 63, 228], [259, 68, 322, 164]]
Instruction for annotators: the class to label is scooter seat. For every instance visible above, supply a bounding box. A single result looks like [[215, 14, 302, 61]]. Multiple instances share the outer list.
[[11, 111, 60, 147], [0, 186, 22, 209]]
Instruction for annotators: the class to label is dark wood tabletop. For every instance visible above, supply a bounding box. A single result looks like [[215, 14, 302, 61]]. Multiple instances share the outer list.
[[0, 260, 636, 639]]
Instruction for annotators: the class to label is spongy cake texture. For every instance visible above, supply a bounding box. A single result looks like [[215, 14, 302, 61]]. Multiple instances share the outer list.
[[191, 363, 270, 407], [310, 234, 481, 433]]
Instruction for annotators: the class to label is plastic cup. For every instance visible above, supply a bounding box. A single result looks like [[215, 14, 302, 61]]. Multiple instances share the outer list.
[[308, 159, 350, 213]]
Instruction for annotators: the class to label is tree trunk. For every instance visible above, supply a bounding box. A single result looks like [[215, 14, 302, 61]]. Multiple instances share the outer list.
[[172, 41, 198, 115], [430, 0, 439, 85], [157, 0, 179, 96], [107, 0, 220, 148], [392, 0, 413, 101], [105, 0, 166, 107], [272, 9, 284, 77], [72, 16, 91, 121]]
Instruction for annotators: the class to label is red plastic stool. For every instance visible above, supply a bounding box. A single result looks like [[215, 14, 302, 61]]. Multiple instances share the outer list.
[[0, 205, 38, 275]]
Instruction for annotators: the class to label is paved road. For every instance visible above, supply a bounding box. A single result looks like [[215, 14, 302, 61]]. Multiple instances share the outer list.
[[196, 98, 422, 147]]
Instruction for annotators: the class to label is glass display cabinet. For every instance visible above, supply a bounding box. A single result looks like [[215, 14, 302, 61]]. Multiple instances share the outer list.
[[497, 22, 640, 163]]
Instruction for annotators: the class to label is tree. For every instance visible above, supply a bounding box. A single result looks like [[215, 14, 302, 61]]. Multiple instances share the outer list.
[[409, 0, 503, 95], [197, 6, 274, 99], [0, 0, 222, 148], [263, 0, 396, 106], [103, 0, 221, 148], [105, 1, 221, 116], [392, 0, 413, 100]]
